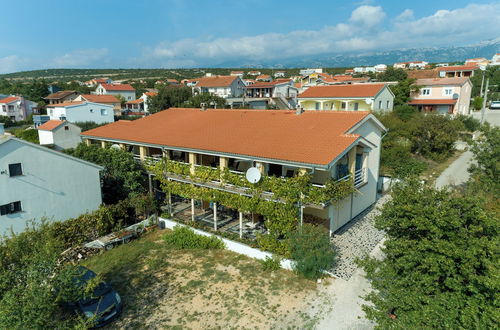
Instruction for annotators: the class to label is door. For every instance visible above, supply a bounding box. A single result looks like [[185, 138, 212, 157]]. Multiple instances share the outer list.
[[437, 105, 449, 114]]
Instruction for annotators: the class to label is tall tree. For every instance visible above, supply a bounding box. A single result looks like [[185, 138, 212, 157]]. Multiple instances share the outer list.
[[147, 86, 192, 113]]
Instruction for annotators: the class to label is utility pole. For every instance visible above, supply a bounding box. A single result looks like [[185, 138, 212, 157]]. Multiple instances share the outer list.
[[480, 77, 489, 125], [480, 71, 485, 98]]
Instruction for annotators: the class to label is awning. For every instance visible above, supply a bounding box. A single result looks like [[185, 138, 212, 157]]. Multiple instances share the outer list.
[[408, 99, 457, 105]]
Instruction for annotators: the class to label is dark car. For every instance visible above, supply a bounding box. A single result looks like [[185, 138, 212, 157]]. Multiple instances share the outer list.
[[66, 266, 122, 328]]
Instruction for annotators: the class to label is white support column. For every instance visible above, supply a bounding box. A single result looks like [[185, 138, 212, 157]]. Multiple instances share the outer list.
[[191, 198, 195, 222], [168, 191, 172, 216], [213, 202, 218, 231], [239, 211, 243, 239]]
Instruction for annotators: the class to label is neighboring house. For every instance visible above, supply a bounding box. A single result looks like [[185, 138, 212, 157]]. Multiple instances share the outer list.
[[37, 120, 81, 150], [0, 96, 37, 121], [298, 83, 394, 112], [407, 69, 440, 80], [190, 75, 245, 98], [274, 71, 286, 78], [374, 64, 387, 72], [299, 68, 323, 76], [393, 62, 407, 69], [140, 92, 158, 113], [0, 126, 102, 235], [75, 94, 121, 116], [230, 71, 244, 77], [298, 73, 370, 89], [256, 74, 272, 82], [95, 83, 136, 101], [393, 61, 428, 69], [344, 69, 354, 75], [227, 79, 298, 109], [33, 115, 51, 128], [465, 58, 489, 67], [438, 65, 478, 78], [353, 66, 376, 73], [166, 79, 179, 84], [44, 90, 79, 105], [81, 107, 386, 235], [123, 99, 144, 113], [84, 77, 113, 87], [408, 77, 472, 115], [247, 71, 261, 76], [490, 53, 500, 66], [46, 101, 114, 124]]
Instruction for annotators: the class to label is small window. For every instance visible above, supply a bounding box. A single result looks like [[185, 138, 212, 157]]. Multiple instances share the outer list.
[[443, 88, 453, 96], [64, 126, 69, 131], [421, 88, 431, 95], [315, 102, 320, 110], [354, 102, 359, 111], [100, 109, 108, 116], [90, 109, 94, 113], [0, 201, 22, 215], [8, 163, 22, 177], [341, 102, 346, 109], [378, 100, 382, 109], [386, 100, 390, 109]]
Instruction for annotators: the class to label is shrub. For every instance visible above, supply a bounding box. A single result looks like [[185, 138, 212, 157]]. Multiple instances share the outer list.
[[455, 114, 481, 132], [393, 104, 418, 121], [472, 96, 483, 111], [260, 255, 282, 271], [163, 226, 225, 249], [382, 144, 427, 178], [289, 224, 335, 280], [129, 193, 159, 218]]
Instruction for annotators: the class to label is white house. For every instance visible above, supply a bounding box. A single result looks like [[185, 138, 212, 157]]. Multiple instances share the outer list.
[[140, 92, 158, 113], [298, 83, 394, 112], [491, 53, 500, 66], [374, 64, 387, 72], [354, 66, 376, 73], [0, 125, 103, 235], [46, 101, 114, 124], [190, 75, 245, 98], [95, 83, 136, 101], [37, 120, 82, 150], [299, 68, 323, 76], [0, 96, 37, 121], [274, 71, 286, 78]]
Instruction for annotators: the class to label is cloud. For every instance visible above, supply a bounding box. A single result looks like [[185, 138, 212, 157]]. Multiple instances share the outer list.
[[149, 3, 500, 67], [52, 48, 109, 67], [0, 55, 27, 74]]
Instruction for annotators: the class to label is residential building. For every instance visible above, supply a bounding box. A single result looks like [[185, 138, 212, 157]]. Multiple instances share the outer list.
[[490, 53, 500, 66], [465, 58, 489, 67], [37, 120, 81, 150], [0, 125, 102, 235], [33, 115, 51, 128], [408, 77, 472, 115], [226, 79, 298, 109], [140, 92, 157, 113], [393, 62, 407, 69], [393, 61, 428, 69], [123, 99, 144, 113], [438, 65, 478, 78], [230, 71, 244, 77], [256, 74, 272, 82], [353, 66, 376, 73], [297, 83, 394, 112], [75, 94, 121, 116], [81, 108, 386, 235], [374, 64, 387, 72], [274, 71, 286, 78], [298, 73, 370, 90], [407, 69, 440, 80], [46, 101, 114, 124], [95, 83, 136, 101], [0, 96, 37, 121], [299, 68, 323, 76], [44, 90, 79, 105], [247, 71, 261, 76], [84, 77, 113, 88], [190, 75, 245, 98]]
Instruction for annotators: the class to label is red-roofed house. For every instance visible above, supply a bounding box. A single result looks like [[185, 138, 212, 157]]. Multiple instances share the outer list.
[[491, 53, 500, 66], [438, 65, 478, 78], [189, 75, 245, 98], [256, 74, 272, 82], [84, 77, 113, 87], [44, 90, 79, 105], [95, 83, 136, 101], [298, 83, 394, 112], [409, 77, 472, 115], [0, 96, 38, 121], [46, 101, 114, 124], [75, 94, 121, 115], [81, 108, 386, 235], [37, 120, 81, 150]]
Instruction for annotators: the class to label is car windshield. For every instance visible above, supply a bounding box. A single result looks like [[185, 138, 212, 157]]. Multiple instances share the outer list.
[[80, 282, 112, 306]]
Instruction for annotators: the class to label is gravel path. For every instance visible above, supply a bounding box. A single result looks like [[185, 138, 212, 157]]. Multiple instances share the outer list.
[[329, 194, 390, 279]]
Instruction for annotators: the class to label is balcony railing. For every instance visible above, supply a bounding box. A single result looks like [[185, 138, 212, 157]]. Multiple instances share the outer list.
[[354, 168, 365, 187]]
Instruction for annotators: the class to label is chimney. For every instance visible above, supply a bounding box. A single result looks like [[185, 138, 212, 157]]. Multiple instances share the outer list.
[[0, 123, 4, 135], [200, 103, 207, 111], [295, 106, 304, 115]]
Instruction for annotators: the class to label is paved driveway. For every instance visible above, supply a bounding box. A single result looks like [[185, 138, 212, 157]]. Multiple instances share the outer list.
[[471, 109, 500, 127]]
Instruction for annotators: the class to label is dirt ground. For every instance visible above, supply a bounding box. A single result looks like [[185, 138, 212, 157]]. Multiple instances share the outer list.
[[82, 230, 333, 329]]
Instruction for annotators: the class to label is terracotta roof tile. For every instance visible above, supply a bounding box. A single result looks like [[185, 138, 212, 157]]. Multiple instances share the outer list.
[[437, 65, 478, 71], [298, 84, 386, 98], [0, 96, 20, 104], [82, 108, 370, 165], [191, 76, 238, 87], [81, 94, 120, 103], [126, 98, 144, 104], [37, 120, 65, 131], [46, 101, 85, 107], [409, 99, 457, 105], [144, 92, 158, 97], [415, 77, 470, 86], [44, 90, 77, 100], [101, 83, 135, 91]]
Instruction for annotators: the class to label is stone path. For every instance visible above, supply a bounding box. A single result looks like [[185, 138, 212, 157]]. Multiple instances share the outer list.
[[329, 194, 390, 279]]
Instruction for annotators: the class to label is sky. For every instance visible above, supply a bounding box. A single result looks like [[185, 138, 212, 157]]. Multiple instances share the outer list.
[[0, 0, 499, 73]]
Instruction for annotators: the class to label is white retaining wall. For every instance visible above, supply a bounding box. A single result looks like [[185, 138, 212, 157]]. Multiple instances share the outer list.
[[158, 217, 294, 270]]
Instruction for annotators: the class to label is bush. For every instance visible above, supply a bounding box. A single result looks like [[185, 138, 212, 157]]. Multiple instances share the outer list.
[[456, 114, 481, 132], [163, 226, 225, 249], [129, 193, 159, 218], [382, 144, 427, 178], [472, 96, 483, 111], [73, 121, 106, 132], [393, 104, 418, 121], [13, 128, 39, 144], [289, 224, 335, 280], [260, 255, 282, 271]]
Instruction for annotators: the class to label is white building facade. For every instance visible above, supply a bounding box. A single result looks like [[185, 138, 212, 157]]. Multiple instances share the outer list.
[[37, 120, 82, 150], [47, 102, 114, 124], [0, 96, 37, 121], [0, 133, 102, 235]]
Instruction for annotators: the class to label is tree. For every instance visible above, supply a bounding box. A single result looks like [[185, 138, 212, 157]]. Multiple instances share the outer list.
[[377, 67, 407, 82], [147, 86, 192, 113], [186, 92, 226, 109], [13, 128, 39, 144], [472, 96, 483, 111], [64, 144, 147, 204], [393, 104, 418, 121], [289, 224, 336, 279], [360, 180, 499, 329], [389, 79, 419, 106], [468, 124, 500, 195]]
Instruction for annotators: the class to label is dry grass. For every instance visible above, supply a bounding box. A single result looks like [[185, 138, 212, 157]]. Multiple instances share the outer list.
[[421, 150, 465, 184], [82, 229, 331, 329]]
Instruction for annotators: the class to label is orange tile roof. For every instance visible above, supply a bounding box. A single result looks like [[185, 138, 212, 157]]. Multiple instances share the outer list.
[[46, 101, 85, 107], [44, 90, 77, 100], [37, 120, 65, 131], [82, 108, 370, 165], [81, 94, 120, 103], [0, 96, 20, 104], [256, 74, 271, 79], [409, 99, 457, 105], [101, 83, 135, 91], [144, 92, 158, 97], [126, 98, 144, 104], [191, 75, 238, 87], [437, 65, 478, 71], [298, 83, 386, 98], [415, 77, 470, 86]]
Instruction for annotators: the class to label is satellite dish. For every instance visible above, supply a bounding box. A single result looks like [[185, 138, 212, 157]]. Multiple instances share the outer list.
[[246, 167, 261, 184], [110, 144, 121, 150], [365, 98, 372, 105]]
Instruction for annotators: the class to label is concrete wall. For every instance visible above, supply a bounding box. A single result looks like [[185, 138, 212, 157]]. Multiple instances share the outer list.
[[0, 138, 102, 235], [49, 103, 114, 124], [373, 87, 394, 112], [51, 123, 82, 150]]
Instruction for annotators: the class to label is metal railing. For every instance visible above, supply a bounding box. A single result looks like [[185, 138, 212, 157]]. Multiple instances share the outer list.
[[354, 168, 365, 187]]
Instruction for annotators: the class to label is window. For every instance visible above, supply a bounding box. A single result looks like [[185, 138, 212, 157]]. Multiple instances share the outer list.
[[386, 100, 390, 109], [8, 163, 22, 177], [341, 102, 346, 109], [0, 201, 22, 215], [353, 102, 359, 111], [89, 109, 94, 113], [378, 100, 382, 109], [315, 102, 320, 110], [49, 109, 53, 116], [64, 126, 69, 131], [421, 88, 431, 95], [443, 88, 453, 96], [128, 96, 132, 100], [100, 109, 108, 116]]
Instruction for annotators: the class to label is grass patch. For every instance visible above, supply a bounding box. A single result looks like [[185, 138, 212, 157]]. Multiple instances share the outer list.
[[421, 150, 465, 183]]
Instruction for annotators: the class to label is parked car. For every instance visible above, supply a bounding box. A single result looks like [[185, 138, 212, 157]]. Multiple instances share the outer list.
[[63, 266, 122, 328], [490, 101, 500, 110]]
